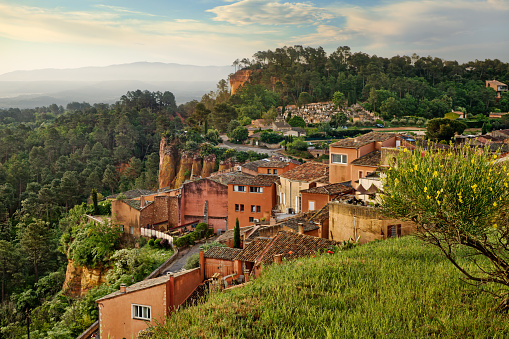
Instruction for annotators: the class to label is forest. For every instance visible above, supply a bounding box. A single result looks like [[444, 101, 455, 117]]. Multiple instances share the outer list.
[[0, 45, 508, 338]]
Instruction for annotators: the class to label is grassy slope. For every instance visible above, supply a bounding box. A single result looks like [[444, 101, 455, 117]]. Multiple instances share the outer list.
[[148, 237, 509, 338]]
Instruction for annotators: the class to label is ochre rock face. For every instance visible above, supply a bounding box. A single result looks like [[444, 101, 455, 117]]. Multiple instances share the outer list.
[[230, 70, 253, 95], [174, 153, 193, 189], [158, 137, 178, 189], [62, 259, 109, 297], [201, 154, 216, 178], [191, 155, 202, 179]]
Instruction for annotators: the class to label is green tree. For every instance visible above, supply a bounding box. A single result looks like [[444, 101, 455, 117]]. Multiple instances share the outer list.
[[330, 112, 347, 128], [211, 103, 238, 132], [19, 219, 51, 283], [0, 240, 14, 303], [425, 118, 467, 142], [91, 189, 99, 215], [102, 165, 118, 195], [332, 91, 346, 110], [229, 126, 249, 144], [287, 116, 306, 128], [297, 92, 313, 107], [233, 218, 241, 249], [382, 144, 509, 309], [380, 97, 403, 120]]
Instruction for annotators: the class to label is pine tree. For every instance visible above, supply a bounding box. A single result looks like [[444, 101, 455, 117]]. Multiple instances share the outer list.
[[233, 218, 241, 249], [92, 189, 99, 215]]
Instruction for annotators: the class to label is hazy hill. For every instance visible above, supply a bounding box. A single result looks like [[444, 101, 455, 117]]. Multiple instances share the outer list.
[[0, 62, 233, 108]]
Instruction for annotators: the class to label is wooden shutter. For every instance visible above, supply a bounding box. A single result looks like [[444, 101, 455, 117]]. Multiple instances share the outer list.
[[397, 224, 402, 236], [387, 225, 392, 238]]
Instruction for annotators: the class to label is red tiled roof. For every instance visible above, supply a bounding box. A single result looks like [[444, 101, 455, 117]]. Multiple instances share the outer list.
[[233, 238, 272, 262], [258, 231, 337, 265], [228, 174, 279, 187], [330, 132, 396, 149], [279, 162, 328, 182], [350, 151, 381, 167], [275, 216, 319, 232], [300, 183, 352, 195], [204, 247, 243, 261]]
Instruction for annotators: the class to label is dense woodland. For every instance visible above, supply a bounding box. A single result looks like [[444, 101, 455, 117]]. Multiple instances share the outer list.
[[0, 46, 509, 337]]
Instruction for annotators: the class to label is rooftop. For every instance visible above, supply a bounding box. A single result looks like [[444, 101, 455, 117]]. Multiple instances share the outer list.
[[300, 182, 353, 195], [124, 199, 154, 211], [350, 151, 381, 167], [275, 216, 319, 233], [209, 172, 253, 186], [280, 162, 328, 182], [106, 189, 156, 200], [233, 238, 272, 262], [330, 132, 397, 149], [229, 174, 279, 187], [204, 246, 243, 261], [258, 231, 337, 265], [96, 275, 169, 302]]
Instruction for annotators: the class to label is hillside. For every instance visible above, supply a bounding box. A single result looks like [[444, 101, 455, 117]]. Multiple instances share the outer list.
[[146, 236, 509, 338]]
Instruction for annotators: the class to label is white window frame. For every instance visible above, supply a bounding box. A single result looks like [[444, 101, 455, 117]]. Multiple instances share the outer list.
[[331, 153, 347, 164], [132, 304, 151, 321], [233, 185, 246, 192], [249, 186, 263, 193]]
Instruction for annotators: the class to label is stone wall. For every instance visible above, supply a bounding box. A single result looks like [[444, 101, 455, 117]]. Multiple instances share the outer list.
[[329, 201, 416, 244], [63, 259, 109, 297]]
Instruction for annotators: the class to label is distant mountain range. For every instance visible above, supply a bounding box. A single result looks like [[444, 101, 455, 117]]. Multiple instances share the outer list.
[[0, 62, 234, 108]]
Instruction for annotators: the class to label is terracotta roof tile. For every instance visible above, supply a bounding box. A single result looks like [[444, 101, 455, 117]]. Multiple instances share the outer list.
[[300, 183, 353, 195], [234, 238, 272, 262], [330, 132, 396, 149], [216, 226, 256, 243], [209, 172, 253, 186], [124, 199, 154, 211], [279, 162, 329, 182], [96, 275, 168, 302], [229, 174, 279, 186], [276, 216, 319, 232], [257, 161, 289, 168], [204, 247, 243, 261], [107, 189, 156, 200], [258, 231, 337, 265], [350, 151, 381, 167]]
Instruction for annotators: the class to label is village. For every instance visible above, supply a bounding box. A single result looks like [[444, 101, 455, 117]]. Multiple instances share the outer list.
[[85, 95, 509, 338]]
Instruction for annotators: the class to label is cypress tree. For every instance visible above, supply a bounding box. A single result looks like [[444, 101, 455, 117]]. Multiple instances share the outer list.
[[233, 218, 241, 249], [92, 189, 99, 215]]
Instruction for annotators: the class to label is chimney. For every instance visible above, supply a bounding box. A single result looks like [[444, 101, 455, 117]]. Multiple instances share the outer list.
[[274, 254, 282, 264], [120, 283, 127, 294], [140, 196, 145, 208], [298, 223, 304, 235]]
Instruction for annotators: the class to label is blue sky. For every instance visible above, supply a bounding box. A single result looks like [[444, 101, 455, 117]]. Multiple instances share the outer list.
[[0, 0, 508, 75]]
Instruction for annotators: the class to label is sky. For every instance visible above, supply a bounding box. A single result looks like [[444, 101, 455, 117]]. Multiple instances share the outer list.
[[0, 0, 508, 75]]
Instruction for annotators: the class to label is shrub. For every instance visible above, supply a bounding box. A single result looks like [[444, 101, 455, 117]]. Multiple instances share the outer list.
[[160, 238, 169, 248], [148, 239, 155, 247], [154, 239, 161, 247], [183, 253, 200, 270]]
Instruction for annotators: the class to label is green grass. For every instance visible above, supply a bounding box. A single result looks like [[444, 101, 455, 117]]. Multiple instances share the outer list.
[[146, 236, 509, 339]]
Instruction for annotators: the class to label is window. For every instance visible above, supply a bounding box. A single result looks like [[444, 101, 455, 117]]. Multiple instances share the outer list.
[[251, 205, 256, 212], [308, 201, 315, 211], [120, 225, 124, 232], [235, 204, 239, 212], [387, 224, 401, 238], [256, 205, 261, 213], [233, 185, 246, 192], [130, 226, 134, 235], [249, 217, 254, 222], [267, 169, 271, 174], [132, 304, 151, 321], [359, 171, 363, 178], [249, 187, 263, 193], [273, 169, 278, 175], [331, 154, 347, 164], [240, 204, 244, 212]]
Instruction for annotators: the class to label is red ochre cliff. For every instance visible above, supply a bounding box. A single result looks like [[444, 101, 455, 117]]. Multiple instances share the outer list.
[[158, 138, 227, 189]]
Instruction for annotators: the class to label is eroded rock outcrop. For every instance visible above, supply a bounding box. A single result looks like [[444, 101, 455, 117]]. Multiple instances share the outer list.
[[63, 259, 109, 297]]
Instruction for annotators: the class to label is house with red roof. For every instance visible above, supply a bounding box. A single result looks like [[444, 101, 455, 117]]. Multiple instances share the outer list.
[[277, 161, 329, 214]]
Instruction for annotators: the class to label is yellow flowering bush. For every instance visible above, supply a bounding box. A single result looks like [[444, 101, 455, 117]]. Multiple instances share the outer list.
[[381, 143, 509, 309]]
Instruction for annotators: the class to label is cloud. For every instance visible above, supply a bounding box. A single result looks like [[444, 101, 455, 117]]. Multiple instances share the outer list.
[[207, 0, 334, 25], [94, 4, 158, 17]]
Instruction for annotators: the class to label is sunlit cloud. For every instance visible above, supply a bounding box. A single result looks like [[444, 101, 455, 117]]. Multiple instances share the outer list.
[[207, 0, 334, 25]]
